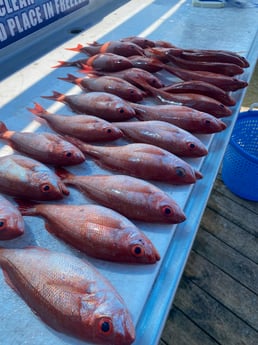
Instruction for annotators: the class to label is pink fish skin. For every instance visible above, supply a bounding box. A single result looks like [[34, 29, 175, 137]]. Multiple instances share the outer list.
[[28, 103, 123, 142], [0, 246, 135, 344], [41, 91, 136, 121], [55, 169, 186, 224], [131, 102, 227, 134], [0, 154, 69, 200], [0, 121, 85, 166], [0, 195, 24, 240], [17, 200, 160, 263], [63, 138, 202, 185], [58, 74, 146, 102], [115, 120, 208, 157]]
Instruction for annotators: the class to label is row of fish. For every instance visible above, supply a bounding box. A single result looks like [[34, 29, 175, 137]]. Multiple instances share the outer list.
[[0, 35, 250, 345]]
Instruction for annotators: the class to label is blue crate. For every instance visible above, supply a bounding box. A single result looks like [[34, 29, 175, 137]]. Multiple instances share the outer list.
[[222, 104, 258, 201]]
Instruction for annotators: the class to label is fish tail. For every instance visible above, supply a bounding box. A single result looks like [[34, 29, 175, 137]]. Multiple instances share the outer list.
[[54, 167, 73, 180], [65, 43, 83, 52], [58, 74, 78, 84], [14, 198, 37, 216], [27, 102, 48, 117], [0, 121, 8, 137], [52, 60, 74, 68], [79, 64, 94, 73], [41, 91, 64, 102]]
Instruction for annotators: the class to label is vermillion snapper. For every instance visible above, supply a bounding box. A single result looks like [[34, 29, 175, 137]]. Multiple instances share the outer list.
[[16, 200, 160, 264], [0, 247, 135, 344], [0, 154, 69, 200]]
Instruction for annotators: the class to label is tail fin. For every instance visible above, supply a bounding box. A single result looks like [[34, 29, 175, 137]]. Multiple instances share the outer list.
[[27, 102, 48, 117], [0, 121, 8, 136], [79, 63, 94, 73], [41, 91, 64, 101], [52, 60, 71, 68], [58, 73, 78, 84], [14, 198, 37, 216], [65, 43, 84, 52], [54, 167, 74, 180]]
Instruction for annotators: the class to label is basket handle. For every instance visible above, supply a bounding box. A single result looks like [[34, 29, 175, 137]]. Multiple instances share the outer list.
[[249, 103, 258, 111]]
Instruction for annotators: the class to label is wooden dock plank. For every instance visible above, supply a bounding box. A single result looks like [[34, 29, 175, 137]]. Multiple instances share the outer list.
[[201, 207, 258, 264], [184, 251, 258, 331], [173, 277, 258, 345], [207, 188, 258, 237], [159, 306, 219, 345], [194, 228, 258, 294]]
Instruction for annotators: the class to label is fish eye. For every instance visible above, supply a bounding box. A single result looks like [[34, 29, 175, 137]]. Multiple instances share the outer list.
[[98, 317, 113, 335], [187, 142, 196, 150], [103, 127, 113, 134], [40, 183, 52, 192], [131, 244, 145, 257], [205, 119, 211, 125], [119, 108, 125, 114], [175, 166, 186, 177], [0, 219, 6, 229], [161, 205, 173, 216], [65, 151, 73, 158]]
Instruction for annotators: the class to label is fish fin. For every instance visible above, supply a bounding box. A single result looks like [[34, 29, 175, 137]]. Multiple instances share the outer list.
[[79, 64, 94, 73], [52, 60, 71, 68], [41, 91, 63, 101], [65, 43, 84, 52], [58, 74, 77, 84], [54, 167, 73, 180], [27, 102, 47, 116], [195, 170, 203, 180], [0, 121, 8, 136], [13, 198, 37, 216]]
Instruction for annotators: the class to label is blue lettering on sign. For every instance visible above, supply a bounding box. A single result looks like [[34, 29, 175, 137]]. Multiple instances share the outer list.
[[0, 0, 90, 48]]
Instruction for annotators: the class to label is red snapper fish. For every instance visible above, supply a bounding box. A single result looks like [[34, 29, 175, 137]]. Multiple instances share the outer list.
[[83, 68, 164, 89], [131, 102, 227, 134], [61, 138, 202, 185], [28, 103, 123, 142], [161, 80, 236, 106], [0, 154, 69, 200], [0, 246, 135, 344], [53, 52, 133, 71], [58, 74, 146, 102], [55, 169, 186, 224], [0, 194, 24, 240], [0, 121, 85, 166], [16, 201, 160, 263], [41, 91, 136, 121], [67, 40, 145, 57], [114, 120, 208, 157], [127, 55, 248, 92], [129, 76, 232, 117]]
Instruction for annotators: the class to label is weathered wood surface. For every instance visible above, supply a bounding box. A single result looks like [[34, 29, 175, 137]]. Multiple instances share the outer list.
[[159, 172, 258, 345]]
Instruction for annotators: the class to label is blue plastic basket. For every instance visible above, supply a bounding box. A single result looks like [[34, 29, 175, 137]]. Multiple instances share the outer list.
[[222, 103, 258, 201]]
